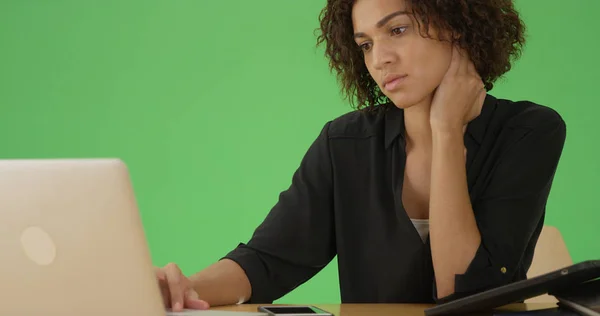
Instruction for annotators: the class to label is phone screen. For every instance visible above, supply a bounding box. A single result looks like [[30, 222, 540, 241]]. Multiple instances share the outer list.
[[262, 306, 319, 314]]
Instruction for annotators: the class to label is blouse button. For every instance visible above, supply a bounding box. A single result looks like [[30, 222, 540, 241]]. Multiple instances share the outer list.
[[501, 267, 507, 274]]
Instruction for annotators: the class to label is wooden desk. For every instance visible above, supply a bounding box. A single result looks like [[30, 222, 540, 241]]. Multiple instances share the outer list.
[[212, 303, 558, 315]]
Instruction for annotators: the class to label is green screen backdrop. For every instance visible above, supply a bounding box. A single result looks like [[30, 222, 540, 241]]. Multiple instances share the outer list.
[[1, 0, 598, 304]]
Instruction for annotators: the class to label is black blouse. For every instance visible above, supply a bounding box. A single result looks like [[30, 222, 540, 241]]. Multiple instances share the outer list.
[[223, 93, 567, 304]]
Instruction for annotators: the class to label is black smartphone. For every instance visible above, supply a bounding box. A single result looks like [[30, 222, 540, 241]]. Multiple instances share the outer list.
[[257, 305, 333, 316]]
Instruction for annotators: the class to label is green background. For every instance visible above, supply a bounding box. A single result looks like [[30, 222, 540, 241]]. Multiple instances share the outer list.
[[1, 0, 598, 304]]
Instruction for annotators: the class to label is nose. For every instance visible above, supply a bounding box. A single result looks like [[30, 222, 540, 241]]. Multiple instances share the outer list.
[[371, 39, 398, 70]]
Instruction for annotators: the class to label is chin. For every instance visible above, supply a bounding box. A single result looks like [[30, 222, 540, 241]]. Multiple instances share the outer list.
[[384, 86, 434, 109], [387, 93, 424, 109]]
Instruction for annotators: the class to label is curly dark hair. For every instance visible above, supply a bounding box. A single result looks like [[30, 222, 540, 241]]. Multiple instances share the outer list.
[[316, 0, 527, 111]]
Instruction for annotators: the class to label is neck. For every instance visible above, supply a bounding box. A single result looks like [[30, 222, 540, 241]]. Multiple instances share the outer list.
[[403, 95, 433, 150]]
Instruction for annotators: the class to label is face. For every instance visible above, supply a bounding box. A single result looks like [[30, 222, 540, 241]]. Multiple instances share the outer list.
[[352, 0, 453, 109]]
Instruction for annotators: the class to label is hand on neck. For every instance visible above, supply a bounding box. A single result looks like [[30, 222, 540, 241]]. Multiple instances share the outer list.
[[402, 96, 468, 151]]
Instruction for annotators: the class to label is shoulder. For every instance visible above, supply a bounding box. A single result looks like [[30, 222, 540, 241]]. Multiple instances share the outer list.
[[489, 96, 565, 132], [324, 106, 388, 140], [474, 95, 566, 147], [469, 96, 567, 199]]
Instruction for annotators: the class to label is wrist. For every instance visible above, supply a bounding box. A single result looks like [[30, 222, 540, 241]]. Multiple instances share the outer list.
[[431, 126, 466, 160], [430, 116, 463, 132], [431, 126, 464, 142]]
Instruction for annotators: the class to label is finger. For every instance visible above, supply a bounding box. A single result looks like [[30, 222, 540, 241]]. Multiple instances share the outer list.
[[160, 281, 171, 307], [459, 48, 470, 75], [155, 267, 166, 282], [447, 45, 462, 76], [185, 298, 210, 310], [185, 290, 210, 310], [165, 264, 185, 312], [477, 86, 487, 104], [155, 268, 171, 306], [467, 59, 477, 75], [472, 87, 486, 117], [187, 288, 199, 300]]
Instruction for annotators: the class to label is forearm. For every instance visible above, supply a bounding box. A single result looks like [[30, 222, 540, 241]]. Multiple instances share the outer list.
[[189, 259, 252, 307], [429, 128, 481, 298]]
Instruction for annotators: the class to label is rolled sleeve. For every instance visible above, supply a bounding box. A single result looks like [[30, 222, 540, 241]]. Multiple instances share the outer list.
[[454, 242, 509, 292], [222, 121, 337, 304], [437, 110, 567, 302], [222, 243, 284, 304]]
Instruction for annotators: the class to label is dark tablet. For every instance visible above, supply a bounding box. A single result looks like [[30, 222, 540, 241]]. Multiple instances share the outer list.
[[424, 260, 600, 316]]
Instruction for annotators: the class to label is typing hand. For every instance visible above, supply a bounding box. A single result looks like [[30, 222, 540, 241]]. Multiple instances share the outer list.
[[156, 263, 210, 312]]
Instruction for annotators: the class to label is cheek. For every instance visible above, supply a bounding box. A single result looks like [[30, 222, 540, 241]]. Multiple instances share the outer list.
[[387, 44, 451, 108], [411, 44, 451, 91]]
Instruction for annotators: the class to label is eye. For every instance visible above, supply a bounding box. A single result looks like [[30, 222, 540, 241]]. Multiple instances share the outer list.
[[391, 26, 407, 35], [359, 42, 372, 52]]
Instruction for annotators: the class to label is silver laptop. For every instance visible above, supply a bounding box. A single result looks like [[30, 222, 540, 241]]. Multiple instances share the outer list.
[[0, 158, 264, 316]]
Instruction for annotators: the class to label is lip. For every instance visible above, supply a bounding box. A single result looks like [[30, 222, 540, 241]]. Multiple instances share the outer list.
[[383, 74, 408, 91]]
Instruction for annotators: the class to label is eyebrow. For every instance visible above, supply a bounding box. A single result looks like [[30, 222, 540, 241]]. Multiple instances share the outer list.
[[354, 10, 409, 39]]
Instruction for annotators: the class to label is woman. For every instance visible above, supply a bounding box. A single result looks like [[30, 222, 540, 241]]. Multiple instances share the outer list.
[[156, 0, 567, 311]]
